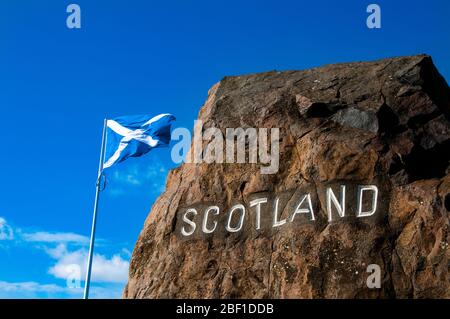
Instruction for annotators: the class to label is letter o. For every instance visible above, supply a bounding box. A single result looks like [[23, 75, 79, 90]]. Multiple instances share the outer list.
[[226, 204, 246, 232]]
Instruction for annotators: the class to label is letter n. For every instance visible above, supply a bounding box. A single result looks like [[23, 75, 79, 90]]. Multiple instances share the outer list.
[[326, 185, 345, 222]]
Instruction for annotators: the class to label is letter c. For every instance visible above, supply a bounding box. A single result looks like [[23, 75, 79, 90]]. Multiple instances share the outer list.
[[202, 206, 219, 233]]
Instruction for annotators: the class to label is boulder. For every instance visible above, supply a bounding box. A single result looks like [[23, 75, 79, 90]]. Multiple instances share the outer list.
[[124, 55, 450, 298]]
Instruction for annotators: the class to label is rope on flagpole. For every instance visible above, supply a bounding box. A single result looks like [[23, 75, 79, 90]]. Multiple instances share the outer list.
[[97, 173, 107, 192]]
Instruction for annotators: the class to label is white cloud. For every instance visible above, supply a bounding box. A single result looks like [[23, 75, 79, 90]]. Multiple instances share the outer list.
[[0, 217, 14, 240], [0, 217, 131, 292], [47, 244, 129, 284], [21, 231, 89, 244]]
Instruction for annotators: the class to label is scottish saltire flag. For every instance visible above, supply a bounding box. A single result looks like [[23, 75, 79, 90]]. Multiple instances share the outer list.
[[103, 113, 175, 169]]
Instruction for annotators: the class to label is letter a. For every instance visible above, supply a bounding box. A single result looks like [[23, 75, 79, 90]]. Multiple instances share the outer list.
[[366, 264, 381, 288], [290, 194, 315, 222], [66, 4, 81, 29], [366, 4, 381, 29]]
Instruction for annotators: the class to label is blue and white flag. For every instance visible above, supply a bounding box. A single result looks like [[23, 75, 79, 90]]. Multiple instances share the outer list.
[[103, 113, 175, 169]]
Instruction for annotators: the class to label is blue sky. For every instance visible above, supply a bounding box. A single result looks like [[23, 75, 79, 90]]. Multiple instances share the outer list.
[[0, 0, 449, 298]]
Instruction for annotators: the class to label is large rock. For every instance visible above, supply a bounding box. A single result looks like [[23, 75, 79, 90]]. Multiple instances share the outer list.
[[124, 55, 450, 299]]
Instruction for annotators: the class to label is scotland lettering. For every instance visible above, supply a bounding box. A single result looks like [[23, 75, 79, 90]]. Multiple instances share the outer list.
[[177, 183, 381, 238]]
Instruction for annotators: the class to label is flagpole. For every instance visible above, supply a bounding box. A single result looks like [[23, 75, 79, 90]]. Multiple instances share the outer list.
[[83, 118, 107, 299]]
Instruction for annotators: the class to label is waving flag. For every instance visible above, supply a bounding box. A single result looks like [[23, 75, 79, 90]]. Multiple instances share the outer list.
[[83, 113, 175, 299], [103, 113, 175, 169]]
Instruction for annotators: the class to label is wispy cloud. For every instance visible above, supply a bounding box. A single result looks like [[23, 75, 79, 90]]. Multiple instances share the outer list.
[[0, 217, 88, 245], [21, 231, 89, 245], [0, 281, 70, 294], [112, 169, 142, 186], [0, 280, 123, 299], [107, 161, 168, 196], [0, 217, 14, 240]]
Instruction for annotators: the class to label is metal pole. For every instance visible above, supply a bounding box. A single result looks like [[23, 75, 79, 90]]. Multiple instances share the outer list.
[[83, 119, 107, 299]]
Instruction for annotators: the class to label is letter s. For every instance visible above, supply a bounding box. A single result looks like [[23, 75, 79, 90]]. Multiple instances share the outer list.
[[181, 208, 197, 236]]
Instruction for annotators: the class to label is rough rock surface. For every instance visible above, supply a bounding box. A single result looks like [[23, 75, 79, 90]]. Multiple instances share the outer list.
[[124, 55, 450, 298]]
